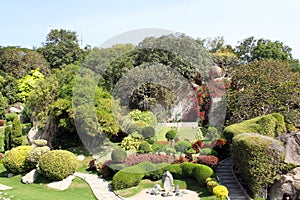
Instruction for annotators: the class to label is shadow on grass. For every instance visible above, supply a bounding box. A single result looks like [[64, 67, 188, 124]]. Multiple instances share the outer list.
[[33, 173, 51, 184], [0, 170, 8, 177]]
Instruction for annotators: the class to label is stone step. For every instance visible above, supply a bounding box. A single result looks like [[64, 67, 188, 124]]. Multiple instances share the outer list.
[[224, 184, 241, 190]]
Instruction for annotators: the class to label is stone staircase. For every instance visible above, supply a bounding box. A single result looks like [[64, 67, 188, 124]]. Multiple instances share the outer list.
[[216, 158, 250, 200]]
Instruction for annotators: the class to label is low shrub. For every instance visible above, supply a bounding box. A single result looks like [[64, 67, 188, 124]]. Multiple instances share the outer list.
[[163, 164, 183, 178], [111, 148, 127, 162], [213, 185, 229, 199], [0, 120, 5, 126], [173, 155, 189, 164], [206, 126, 219, 140], [192, 164, 215, 187], [97, 160, 120, 178], [181, 162, 195, 177], [129, 110, 157, 128], [26, 146, 50, 168], [174, 140, 191, 154], [88, 159, 97, 171], [196, 155, 219, 168], [39, 150, 79, 181], [112, 170, 144, 190], [2, 146, 33, 174], [138, 141, 151, 153], [223, 113, 286, 143], [124, 154, 175, 167], [121, 134, 142, 151]]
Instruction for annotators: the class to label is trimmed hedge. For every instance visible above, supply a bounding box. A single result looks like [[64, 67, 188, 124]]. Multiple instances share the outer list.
[[232, 133, 287, 198], [39, 150, 79, 181], [213, 185, 229, 199], [223, 113, 286, 143], [2, 146, 33, 174], [112, 161, 214, 190]]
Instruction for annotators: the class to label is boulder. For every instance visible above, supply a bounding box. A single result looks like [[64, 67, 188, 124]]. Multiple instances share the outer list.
[[282, 131, 300, 165], [269, 167, 300, 200], [22, 169, 39, 184], [47, 175, 75, 190]]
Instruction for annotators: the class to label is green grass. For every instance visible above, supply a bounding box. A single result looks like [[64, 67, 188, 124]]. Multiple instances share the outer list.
[[0, 160, 97, 200], [156, 126, 196, 142], [0, 126, 5, 152], [116, 178, 218, 199]]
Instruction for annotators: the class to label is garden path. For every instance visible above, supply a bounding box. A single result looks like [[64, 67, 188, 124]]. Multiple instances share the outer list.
[[0, 183, 12, 190], [74, 172, 122, 200]]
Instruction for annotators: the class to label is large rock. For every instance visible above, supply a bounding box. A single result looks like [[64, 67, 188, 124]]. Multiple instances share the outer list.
[[269, 167, 300, 200], [281, 131, 300, 165], [22, 169, 39, 184], [47, 175, 75, 190], [162, 171, 174, 195]]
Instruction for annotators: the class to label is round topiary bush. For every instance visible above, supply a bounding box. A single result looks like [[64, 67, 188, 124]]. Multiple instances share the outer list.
[[26, 146, 50, 168], [141, 126, 155, 139], [39, 150, 79, 181], [165, 130, 177, 141], [111, 148, 127, 162], [2, 146, 33, 174], [213, 185, 229, 199], [138, 141, 151, 153]]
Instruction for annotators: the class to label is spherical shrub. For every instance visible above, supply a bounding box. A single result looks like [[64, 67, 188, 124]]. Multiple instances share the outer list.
[[111, 148, 127, 162], [39, 150, 79, 181], [192, 164, 214, 187], [141, 126, 155, 139], [199, 148, 218, 156], [138, 141, 151, 153], [26, 146, 50, 168], [213, 185, 229, 199], [206, 178, 219, 193], [174, 140, 191, 154], [165, 130, 177, 141], [2, 146, 33, 174]]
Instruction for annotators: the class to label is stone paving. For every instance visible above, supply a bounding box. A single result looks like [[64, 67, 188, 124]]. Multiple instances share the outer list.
[[0, 184, 12, 190], [74, 172, 122, 200]]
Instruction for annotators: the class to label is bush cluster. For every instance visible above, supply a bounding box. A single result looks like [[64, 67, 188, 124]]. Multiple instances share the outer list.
[[213, 185, 229, 199], [141, 126, 155, 139], [206, 178, 219, 193], [138, 141, 151, 153], [2, 146, 33, 174], [111, 148, 127, 162], [26, 146, 50, 168], [39, 150, 79, 181]]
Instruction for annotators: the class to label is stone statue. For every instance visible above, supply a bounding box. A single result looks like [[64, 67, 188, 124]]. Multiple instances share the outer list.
[[162, 171, 174, 196]]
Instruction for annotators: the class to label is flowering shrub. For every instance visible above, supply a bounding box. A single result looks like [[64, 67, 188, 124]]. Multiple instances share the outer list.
[[124, 154, 175, 167], [213, 185, 229, 199], [196, 155, 219, 168]]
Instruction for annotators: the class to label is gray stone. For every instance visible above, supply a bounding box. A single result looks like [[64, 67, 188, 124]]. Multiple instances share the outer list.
[[175, 184, 179, 193], [0, 184, 12, 190], [7, 173, 14, 178], [269, 167, 300, 200], [283, 132, 300, 165], [22, 169, 38, 184], [154, 184, 162, 191], [162, 171, 174, 195], [47, 175, 75, 190]]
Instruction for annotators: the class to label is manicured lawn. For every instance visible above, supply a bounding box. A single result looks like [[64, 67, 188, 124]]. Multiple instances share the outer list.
[[0, 161, 97, 200], [0, 126, 5, 152], [156, 126, 197, 142]]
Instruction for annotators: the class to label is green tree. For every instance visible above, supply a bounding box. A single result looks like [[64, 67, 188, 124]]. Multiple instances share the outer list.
[[17, 68, 44, 102], [0, 46, 49, 78], [11, 118, 23, 148], [38, 29, 85, 68], [235, 37, 293, 63], [226, 59, 300, 127]]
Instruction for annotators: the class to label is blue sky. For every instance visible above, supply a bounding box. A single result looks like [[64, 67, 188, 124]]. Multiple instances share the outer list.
[[1, 0, 300, 59]]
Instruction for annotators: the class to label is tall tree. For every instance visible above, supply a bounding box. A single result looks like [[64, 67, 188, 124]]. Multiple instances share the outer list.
[[38, 29, 85, 68], [235, 37, 293, 63]]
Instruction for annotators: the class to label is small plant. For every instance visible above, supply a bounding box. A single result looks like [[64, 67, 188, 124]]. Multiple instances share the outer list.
[[6, 113, 18, 122], [165, 129, 177, 141], [26, 146, 50, 168], [196, 155, 219, 168], [174, 140, 191, 154], [192, 140, 204, 153]]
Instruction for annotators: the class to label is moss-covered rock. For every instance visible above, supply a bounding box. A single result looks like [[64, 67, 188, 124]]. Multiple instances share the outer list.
[[223, 113, 286, 143]]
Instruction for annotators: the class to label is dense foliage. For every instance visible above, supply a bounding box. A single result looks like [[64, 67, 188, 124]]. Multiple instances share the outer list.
[[231, 133, 288, 198], [2, 146, 33, 174], [39, 150, 79, 181]]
